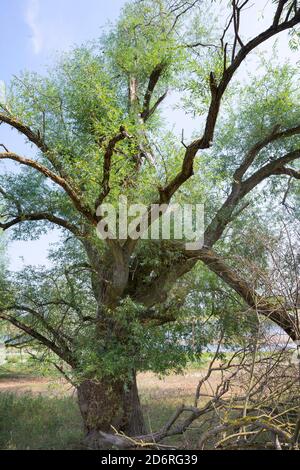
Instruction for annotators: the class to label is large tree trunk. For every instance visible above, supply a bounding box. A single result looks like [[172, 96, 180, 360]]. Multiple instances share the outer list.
[[77, 370, 146, 449]]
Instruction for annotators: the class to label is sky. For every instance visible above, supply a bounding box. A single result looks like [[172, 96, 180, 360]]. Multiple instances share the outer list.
[[0, 0, 299, 271]]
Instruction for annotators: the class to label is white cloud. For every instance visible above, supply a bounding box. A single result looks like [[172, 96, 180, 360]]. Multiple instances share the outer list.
[[25, 0, 43, 54]]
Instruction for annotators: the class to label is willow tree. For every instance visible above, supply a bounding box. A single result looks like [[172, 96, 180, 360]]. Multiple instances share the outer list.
[[1, 0, 300, 448]]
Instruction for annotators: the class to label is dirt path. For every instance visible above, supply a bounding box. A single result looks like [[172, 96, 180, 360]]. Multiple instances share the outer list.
[[0, 369, 213, 401], [0, 373, 72, 396]]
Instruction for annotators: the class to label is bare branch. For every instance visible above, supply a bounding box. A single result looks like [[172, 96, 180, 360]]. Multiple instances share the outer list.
[[205, 148, 300, 246], [142, 90, 168, 122], [0, 113, 48, 153], [0, 143, 9, 152]]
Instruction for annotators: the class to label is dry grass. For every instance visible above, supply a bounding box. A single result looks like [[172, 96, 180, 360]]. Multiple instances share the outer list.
[[0, 363, 217, 449]]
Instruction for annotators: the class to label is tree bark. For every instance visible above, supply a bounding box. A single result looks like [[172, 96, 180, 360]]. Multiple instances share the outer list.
[[77, 370, 146, 449]]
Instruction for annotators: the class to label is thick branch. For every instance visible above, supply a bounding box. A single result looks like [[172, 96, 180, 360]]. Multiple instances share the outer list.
[[0, 152, 96, 224], [0, 212, 82, 237], [0, 310, 75, 366], [0, 112, 67, 176], [159, 7, 300, 203], [0, 113, 48, 153], [242, 149, 300, 194], [234, 124, 300, 181], [95, 127, 132, 209], [190, 248, 298, 340], [141, 63, 167, 122], [205, 149, 300, 246], [273, 166, 300, 179], [138, 240, 298, 339], [142, 91, 168, 122], [274, 0, 289, 26]]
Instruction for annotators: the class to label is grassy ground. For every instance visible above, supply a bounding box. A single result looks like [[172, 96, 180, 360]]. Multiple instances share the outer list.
[[0, 359, 213, 450], [0, 393, 82, 450]]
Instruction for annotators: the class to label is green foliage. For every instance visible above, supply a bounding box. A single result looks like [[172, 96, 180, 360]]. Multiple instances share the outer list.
[[0, 253, 97, 368], [1, 356, 60, 377], [1, 0, 300, 387], [103, 1, 180, 83], [210, 61, 300, 178], [74, 297, 191, 380]]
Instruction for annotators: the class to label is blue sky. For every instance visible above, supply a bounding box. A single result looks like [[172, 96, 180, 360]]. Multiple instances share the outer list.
[[0, 0, 298, 271], [1, 0, 126, 79]]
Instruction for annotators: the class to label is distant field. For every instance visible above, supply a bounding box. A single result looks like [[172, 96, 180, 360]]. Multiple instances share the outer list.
[[0, 360, 215, 450]]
